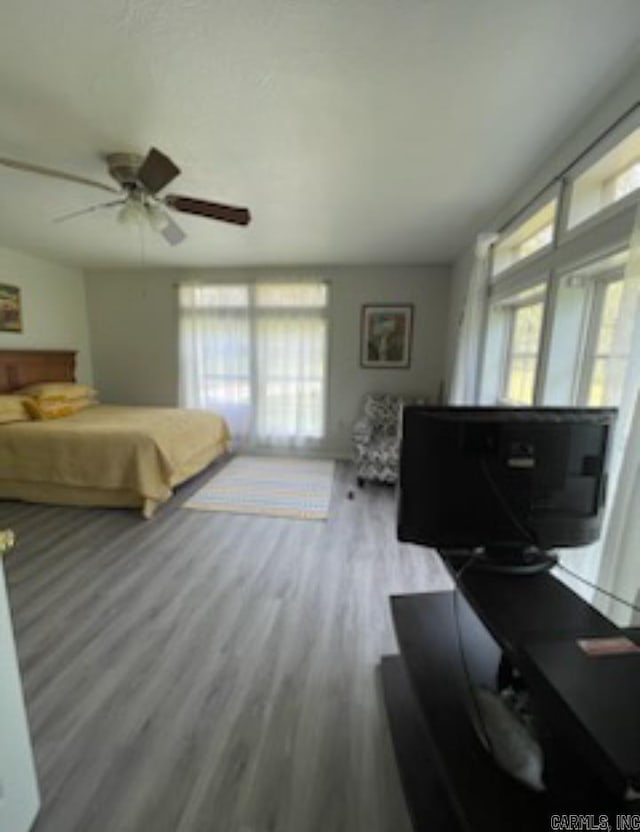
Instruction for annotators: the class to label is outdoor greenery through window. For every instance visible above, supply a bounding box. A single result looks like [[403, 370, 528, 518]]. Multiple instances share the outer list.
[[586, 279, 626, 405], [179, 282, 328, 445], [501, 292, 545, 405]]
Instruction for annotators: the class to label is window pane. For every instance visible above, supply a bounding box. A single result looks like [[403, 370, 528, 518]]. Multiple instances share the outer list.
[[492, 199, 557, 276], [611, 160, 640, 201], [568, 126, 640, 229], [512, 302, 544, 355], [588, 357, 628, 407], [506, 357, 524, 403], [503, 301, 544, 405], [588, 358, 606, 406], [517, 224, 554, 260], [256, 316, 326, 438], [205, 379, 251, 406], [506, 357, 536, 405], [595, 280, 624, 354], [180, 284, 249, 309], [584, 274, 633, 407], [255, 283, 328, 308]]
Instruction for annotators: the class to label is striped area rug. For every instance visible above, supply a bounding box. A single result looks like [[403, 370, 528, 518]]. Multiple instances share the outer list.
[[182, 455, 335, 520]]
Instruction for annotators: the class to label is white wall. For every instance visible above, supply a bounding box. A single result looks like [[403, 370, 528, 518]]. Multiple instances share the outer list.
[[0, 563, 40, 832], [0, 244, 91, 832], [0, 245, 93, 383], [84, 265, 451, 457]]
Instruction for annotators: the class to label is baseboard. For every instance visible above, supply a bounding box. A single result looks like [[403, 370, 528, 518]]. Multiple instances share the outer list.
[[230, 444, 352, 462]]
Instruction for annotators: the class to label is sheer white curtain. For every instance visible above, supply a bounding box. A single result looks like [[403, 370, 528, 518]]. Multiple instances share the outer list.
[[179, 284, 252, 440], [449, 233, 497, 404], [255, 317, 327, 446], [179, 282, 328, 449], [596, 204, 640, 621]]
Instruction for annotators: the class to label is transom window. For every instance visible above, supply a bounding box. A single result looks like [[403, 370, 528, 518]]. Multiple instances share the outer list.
[[492, 199, 557, 277], [516, 224, 554, 260], [567, 126, 640, 230], [605, 159, 640, 203]]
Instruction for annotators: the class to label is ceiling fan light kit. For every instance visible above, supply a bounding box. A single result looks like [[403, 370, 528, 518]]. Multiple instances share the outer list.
[[146, 203, 171, 232], [0, 146, 252, 247], [117, 198, 146, 226]]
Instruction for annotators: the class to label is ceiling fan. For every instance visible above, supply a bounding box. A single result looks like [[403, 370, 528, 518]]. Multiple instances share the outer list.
[[0, 147, 252, 246]]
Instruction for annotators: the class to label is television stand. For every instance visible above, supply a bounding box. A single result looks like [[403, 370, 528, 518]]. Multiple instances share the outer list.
[[442, 546, 558, 576], [380, 558, 640, 831]]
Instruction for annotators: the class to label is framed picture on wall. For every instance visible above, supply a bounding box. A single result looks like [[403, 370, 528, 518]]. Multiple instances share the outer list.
[[0, 285, 22, 333], [360, 304, 413, 368]]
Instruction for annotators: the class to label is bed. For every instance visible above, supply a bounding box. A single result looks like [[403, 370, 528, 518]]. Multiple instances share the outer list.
[[0, 350, 230, 517]]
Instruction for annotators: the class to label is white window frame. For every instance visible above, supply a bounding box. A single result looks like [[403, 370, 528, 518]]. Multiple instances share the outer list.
[[498, 290, 546, 406], [602, 157, 640, 204], [559, 110, 640, 243], [491, 187, 560, 281], [478, 108, 640, 413], [575, 269, 626, 406]]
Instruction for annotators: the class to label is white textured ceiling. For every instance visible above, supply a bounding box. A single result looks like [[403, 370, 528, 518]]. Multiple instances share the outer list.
[[1, 0, 639, 268]]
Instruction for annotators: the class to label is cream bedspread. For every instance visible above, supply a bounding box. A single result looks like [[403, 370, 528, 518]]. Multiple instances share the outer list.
[[0, 405, 230, 515]]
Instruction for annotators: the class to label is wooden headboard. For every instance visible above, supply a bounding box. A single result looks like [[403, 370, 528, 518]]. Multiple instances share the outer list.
[[0, 350, 76, 393]]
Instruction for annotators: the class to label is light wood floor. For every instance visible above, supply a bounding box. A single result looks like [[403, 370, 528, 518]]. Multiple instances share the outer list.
[[2, 461, 451, 832]]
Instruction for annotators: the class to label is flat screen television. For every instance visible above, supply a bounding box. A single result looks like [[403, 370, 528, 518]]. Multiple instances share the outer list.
[[397, 406, 616, 572]]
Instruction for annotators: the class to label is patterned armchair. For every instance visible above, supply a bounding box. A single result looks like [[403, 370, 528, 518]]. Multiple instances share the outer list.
[[353, 393, 425, 486]]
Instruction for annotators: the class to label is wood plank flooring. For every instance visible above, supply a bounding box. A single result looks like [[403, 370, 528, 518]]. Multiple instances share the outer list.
[[1, 461, 452, 832]]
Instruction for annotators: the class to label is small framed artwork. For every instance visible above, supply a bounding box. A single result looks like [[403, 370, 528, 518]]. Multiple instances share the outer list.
[[361, 304, 414, 369], [0, 284, 22, 333]]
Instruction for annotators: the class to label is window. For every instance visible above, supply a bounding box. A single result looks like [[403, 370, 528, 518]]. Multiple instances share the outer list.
[[604, 159, 640, 203], [179, 282, 328, 445], [575, 258, 634, 408], [500, 289, 546, 405], [471, 109, 640, 626], [479, 279, 548, 407], [254, 283, 328, 440], [567, 126, 640, 230], [488, 278, 546, 407], [179, 284, 252, 434], [586, 279, 626, 406], [516, 224, 554, 260], [492, 199, 557, 277], [545, 250, 634, 408]]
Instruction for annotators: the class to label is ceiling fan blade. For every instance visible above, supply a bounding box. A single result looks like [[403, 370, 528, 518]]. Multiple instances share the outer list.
[[159, 214, 187, 246], [53, 198, 126, 223], [165, 194, 251, 226], [137, 147, 180, 194], [0, 157, 120, 194]]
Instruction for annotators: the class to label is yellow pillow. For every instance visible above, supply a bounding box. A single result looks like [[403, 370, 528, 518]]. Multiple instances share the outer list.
[[0, 395, 30, 425], [18, 382, 97, 402], [24, 397, 91, 421]]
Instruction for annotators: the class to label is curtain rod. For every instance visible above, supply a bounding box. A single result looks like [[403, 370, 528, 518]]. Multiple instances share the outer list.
[[496, 100, 640, 236]]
